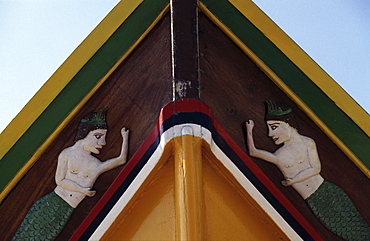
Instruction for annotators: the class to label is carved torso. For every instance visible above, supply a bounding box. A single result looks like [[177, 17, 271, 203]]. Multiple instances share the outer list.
[[55, 147, 103, 208], [275, 140, 310, 178], [274, 136, 324, 199], [66, 152, 100, 185]]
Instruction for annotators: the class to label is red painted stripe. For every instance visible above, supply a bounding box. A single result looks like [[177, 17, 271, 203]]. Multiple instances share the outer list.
[[71, 99, 323, 240], [70, 122, 160, 240], [167, 99, 323, 240], [210, 111, 323, 241]]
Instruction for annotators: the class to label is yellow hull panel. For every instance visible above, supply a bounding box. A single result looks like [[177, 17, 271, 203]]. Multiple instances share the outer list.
[[102, 135, 290, 240]]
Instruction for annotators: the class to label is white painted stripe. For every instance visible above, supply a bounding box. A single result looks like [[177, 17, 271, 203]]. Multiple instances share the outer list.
[[90, 123, 302, 240], [207, 131, 302, 240], [89, 132, 167, 239], [90, 124, 193, 239]]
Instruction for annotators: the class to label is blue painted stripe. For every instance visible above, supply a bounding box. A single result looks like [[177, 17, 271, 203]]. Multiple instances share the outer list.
[[80, 111, 313, 240], [80, 135, 160, 240]]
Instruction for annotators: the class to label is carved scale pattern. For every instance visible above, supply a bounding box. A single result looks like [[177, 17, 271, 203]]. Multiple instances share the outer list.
[[306, 181, 370, 241], [12, 192, 74, 241]]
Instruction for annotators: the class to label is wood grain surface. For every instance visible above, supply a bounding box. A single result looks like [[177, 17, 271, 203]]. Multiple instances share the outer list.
[[0, 14, 172, 241], [1, 11, 368, 241], [199, 13, 369, 241]]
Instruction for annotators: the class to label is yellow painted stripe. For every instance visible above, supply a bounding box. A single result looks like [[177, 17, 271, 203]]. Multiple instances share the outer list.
[[101, 140, 176, 240], [0, 0, 143, 160], [199, 2, 369, 178], [101, 134, 291, 240], [228, 0, 369, 135], [174, 128, 204, 240], [0, 1, 170, 203]]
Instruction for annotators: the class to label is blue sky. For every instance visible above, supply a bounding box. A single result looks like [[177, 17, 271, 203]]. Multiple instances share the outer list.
[[253, 0, 370, 113], [0, 1, 369, 132]]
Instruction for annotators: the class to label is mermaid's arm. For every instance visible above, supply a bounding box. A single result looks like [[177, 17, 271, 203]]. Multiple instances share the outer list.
[[246, 120, 279, 164], [97, 127, 129, 175]]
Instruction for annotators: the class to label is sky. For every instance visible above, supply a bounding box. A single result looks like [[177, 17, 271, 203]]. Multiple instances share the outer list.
[[252, 0, 370, 111], [0, 1, 369, 132]]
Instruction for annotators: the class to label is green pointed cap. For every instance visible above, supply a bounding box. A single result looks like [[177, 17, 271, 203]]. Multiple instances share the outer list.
[[81, 108, 107, 125], [265, 100, 292, 116], [265, 100, 298, 130]]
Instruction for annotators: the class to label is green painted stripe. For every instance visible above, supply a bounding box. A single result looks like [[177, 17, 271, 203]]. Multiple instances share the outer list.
[[0, 0, 169, 192], [200, 0, 370, 168]]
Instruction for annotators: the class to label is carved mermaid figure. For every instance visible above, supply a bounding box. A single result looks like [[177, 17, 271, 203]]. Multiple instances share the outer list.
[[13, 109, 129, 240], [245, 100, 370, 241]]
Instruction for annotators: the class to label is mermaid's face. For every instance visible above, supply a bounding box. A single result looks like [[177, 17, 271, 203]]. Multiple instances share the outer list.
[[267, 120, 293, 145], [81, 129, 107, 154]]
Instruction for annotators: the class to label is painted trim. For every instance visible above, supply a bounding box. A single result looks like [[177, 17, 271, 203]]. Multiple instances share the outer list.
[[0, 0, 142, 160], [72, 99, 322, 240], [0, 0, 170, 202], [229, 0, 369, 133], [91, 126, 301, 240], [199, 0, 370, 176], [1, 0, 368, 204], [174, 127, 205, 240]]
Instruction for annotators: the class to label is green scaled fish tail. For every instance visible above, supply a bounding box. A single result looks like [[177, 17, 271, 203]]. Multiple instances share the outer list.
[[12, 192, 74, 241], [306, 181, 370, 241]]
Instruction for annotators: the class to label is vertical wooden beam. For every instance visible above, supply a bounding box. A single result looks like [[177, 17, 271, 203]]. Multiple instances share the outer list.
[[171, 0, 200, 100], [174, 126, 204, 240], [171, 1, 203, 237]]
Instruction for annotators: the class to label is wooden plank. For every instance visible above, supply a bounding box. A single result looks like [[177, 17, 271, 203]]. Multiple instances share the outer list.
[[0, 0, 169, 200], [198, 13, 370, 241], [0, 14, 172, 241], [0, 0, 143, 161], [229, 0, 369, 135], [72, 100, 318, 240], [171, 0, 199, 99], [200, 0, 370, 176]]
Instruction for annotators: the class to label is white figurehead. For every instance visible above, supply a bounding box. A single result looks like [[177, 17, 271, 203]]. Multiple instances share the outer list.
[[13, 109, 129, 240], [245, 100, 370, 241], [54, 109, 129, 208]]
